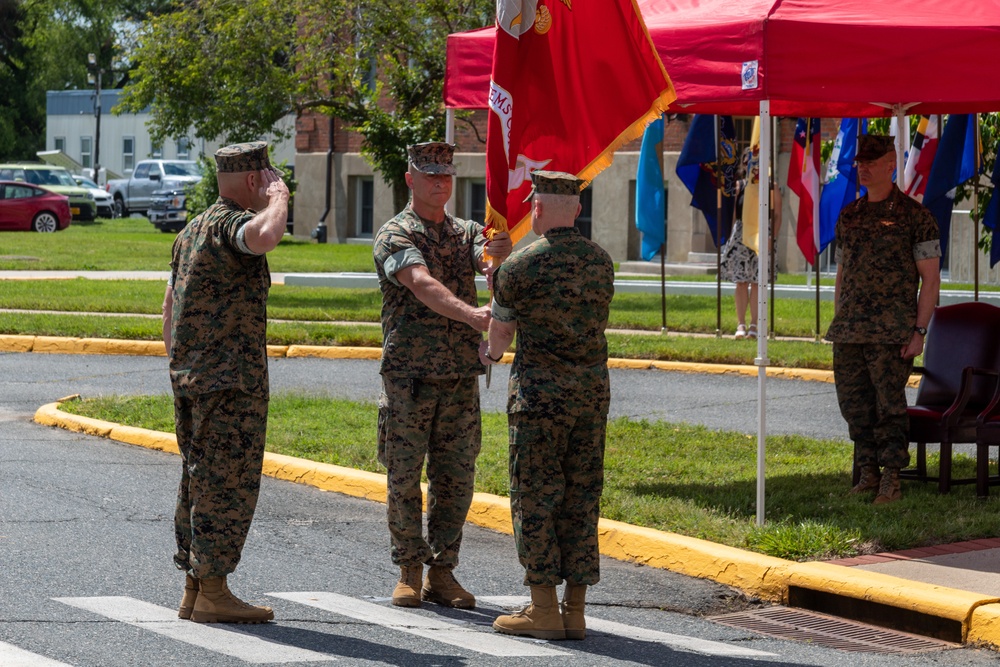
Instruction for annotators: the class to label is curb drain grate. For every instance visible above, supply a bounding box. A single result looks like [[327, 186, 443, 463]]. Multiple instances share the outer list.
[[708, 606, 959, 654]]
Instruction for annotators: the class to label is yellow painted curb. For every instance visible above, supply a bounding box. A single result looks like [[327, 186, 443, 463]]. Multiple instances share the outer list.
[[786, 560, 1000, 640], [0, 334, 35, 352], [286, 345, 382, 360], [35, 397, 1000, 650]]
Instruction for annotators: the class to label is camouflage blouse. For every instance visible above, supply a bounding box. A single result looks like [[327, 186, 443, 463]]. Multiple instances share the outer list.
[[373, 205, 487, 379], [168, 197, 270, 398], [826, 185, 940, 344], [492, 227, 615, 415]]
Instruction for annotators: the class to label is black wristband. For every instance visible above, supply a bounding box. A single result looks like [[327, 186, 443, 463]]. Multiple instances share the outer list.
[[485, 349, 503, 362]]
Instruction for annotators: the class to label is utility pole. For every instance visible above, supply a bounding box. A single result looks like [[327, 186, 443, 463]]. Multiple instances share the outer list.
[[86, 53, 103, 183]]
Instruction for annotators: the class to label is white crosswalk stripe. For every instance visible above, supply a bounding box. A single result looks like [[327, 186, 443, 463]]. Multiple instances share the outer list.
[[269, 591, 570, 657], [0, 641, 73, 667], [479, 596, 776, 658], [53, 597, 335, 664]]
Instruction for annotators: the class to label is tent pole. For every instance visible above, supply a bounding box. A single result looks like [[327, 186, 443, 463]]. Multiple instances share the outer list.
[[756, 100, 772, 527], [893, 105, 907, 191], [445, 108, 456, 214]]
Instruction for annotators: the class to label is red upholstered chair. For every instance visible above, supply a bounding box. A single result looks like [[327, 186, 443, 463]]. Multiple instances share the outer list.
[[975, 384, 1000, 497], [898, 302, 1000, 494]]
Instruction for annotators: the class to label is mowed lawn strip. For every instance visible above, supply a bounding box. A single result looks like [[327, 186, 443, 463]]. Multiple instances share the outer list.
[[61, 393, 1000, 561]]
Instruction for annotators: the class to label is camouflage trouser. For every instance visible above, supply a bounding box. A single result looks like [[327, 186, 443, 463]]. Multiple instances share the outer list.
[[173, 389, 268, 579], [378, 376, 481, 568], [833, 343, 912, 469], [509, 410, 607, 587]]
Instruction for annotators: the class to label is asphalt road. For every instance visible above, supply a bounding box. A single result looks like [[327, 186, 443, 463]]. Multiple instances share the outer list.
[[3, 352, 992, 666]]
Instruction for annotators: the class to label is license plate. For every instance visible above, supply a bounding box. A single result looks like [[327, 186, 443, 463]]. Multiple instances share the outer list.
[[71, 207, 80, 215]]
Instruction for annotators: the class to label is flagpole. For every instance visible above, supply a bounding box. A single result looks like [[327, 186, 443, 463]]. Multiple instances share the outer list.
[[975, 113, 981, 301], [715, 115, 723, 339], [660, 116, 668, 332]]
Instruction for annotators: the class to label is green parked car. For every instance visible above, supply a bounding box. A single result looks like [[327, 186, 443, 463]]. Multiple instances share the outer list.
[[0, 163, 96, 221]]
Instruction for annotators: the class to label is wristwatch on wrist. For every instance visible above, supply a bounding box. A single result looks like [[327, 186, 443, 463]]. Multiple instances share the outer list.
[[914, 326, 928, 336], [485, 349, 503, 362]]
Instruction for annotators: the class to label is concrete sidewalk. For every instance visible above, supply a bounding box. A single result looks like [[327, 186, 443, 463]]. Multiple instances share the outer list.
[[4, 269, 998, 305]]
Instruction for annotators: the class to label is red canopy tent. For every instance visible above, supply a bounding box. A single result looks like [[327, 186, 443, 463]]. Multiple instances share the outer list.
[[446, 0, 1000, 117], [444, 0, 1000, 523]]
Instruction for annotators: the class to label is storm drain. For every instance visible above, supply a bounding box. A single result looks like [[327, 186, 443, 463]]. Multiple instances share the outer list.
[[709, 606, 959, 654]]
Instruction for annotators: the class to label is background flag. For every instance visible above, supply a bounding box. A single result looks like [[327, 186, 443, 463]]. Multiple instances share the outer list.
[[923, 114, 980, 261], [983, 158, 1000, 267], [903, 115, 939, 199], [675, 115, 738, 246], [636, 115, 665, 261], [788, 118, 822, 265], [485, 0, 675, 246], [741, 117, 761, 253], [819, 118, 867, 253]]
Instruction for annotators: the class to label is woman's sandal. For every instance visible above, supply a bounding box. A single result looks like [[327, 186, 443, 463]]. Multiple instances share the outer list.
[[735, 324, 747, 339], [748, 324, 758, 339]]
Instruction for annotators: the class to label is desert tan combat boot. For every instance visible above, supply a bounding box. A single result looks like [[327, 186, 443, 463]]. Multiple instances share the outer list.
[[873, 467, 902, 505], [561, 584, 587, 640], [177, 574, 199, 620], [421, 566, 475, 609], [849, 465, 881, 495], [493, 585, 566, 640], [190, 577, 274, 623], [392, 565, 423, 607]]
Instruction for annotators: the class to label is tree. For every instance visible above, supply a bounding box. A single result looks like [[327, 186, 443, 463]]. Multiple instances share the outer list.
[[117, 0, 494, 211], [0, 0, 169, 161]]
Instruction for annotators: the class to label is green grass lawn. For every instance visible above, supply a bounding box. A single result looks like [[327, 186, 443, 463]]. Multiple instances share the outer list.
[[61, 392, 1000, 562]]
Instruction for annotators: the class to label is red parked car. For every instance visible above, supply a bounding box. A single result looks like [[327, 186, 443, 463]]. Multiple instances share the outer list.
[[0, 180, 72, 232]]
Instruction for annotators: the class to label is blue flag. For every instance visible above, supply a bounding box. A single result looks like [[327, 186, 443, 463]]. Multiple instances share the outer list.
[[924, 114, 979, 261], [675, 115, 738, 246], [636, 115, 665, 261], [983, 158, 1000, 267], [819, 118, 867, 253]]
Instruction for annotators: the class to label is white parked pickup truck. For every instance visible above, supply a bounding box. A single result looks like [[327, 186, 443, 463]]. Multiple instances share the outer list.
[[105, 159, 202, 218]]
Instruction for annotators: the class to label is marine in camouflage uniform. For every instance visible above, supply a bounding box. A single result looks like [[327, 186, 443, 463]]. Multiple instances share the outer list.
[[164, 141, 288, 622], [484, 171, 614, 641], [825, 134, 940, 504], [373, 141, 511, 609]]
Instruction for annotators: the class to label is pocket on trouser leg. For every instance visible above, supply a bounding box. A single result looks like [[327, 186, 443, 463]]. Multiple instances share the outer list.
[[377, 391, 390, 468]]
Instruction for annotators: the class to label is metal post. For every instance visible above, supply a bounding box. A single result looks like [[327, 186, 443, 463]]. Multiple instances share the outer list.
[[755, 100, 772, 527]]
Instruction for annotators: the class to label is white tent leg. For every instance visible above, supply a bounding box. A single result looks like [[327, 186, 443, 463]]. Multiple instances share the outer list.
[[756, 100, 771, 527]]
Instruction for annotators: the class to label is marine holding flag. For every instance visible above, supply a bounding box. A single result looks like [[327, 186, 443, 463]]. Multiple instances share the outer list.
[[373, 142, 512, 610], [484, 0, 676, 248]]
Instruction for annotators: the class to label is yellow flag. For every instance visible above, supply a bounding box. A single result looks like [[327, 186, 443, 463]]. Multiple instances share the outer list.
[[741, 117, 761, 254]]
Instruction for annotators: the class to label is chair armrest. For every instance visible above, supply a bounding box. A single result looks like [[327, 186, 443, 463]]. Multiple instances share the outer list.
[[977, 368, 1000, 427], [944, 366, 1000, 428]]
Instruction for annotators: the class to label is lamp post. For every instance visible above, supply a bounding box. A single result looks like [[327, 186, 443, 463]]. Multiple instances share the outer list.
[[86, 53, 102, 183]]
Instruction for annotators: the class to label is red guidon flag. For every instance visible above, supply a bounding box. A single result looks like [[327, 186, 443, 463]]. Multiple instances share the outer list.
[[485, 0, 675, 246]]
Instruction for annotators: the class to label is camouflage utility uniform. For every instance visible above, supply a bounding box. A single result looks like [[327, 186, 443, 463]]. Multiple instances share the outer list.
[[826, 185, 940, 470], [169, 196, 270, 579], [492, 226, 615, 586], [373, 205, 487, 568]]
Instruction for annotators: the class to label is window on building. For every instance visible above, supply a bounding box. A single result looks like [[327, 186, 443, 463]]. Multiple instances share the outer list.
[[356, 177, 374, 236], [150, 144, 163, 159], [575, 187, 594, 239], [466, 180, 486, 225], [122, 137, 135, 172], [80, 137, 92, 169], [177, 137, 191, 159], [54, 137, 65, 153]]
